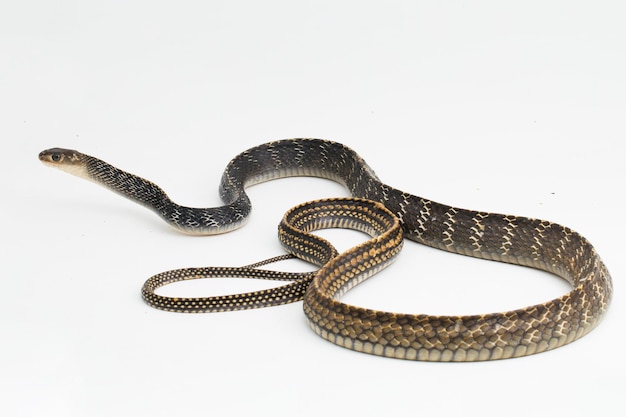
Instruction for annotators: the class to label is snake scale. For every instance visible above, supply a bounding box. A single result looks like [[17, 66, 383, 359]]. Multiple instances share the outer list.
[[39, 138, 612, 361]]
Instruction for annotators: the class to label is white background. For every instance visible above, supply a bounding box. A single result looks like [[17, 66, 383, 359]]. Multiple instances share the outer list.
[[2, 1, 624, 416]]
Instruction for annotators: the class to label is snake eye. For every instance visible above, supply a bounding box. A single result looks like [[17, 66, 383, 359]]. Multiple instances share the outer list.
[[51, 153, 62, 162]]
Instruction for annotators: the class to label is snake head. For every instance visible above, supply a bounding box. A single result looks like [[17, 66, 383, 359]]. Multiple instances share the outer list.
[[39, 148, 90, 179]]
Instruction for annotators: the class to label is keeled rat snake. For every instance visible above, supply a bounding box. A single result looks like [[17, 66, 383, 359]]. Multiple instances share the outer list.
[[39, 138, 612, 361]]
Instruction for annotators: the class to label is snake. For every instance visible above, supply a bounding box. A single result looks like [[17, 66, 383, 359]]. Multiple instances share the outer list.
[[38, 138, 612, 361]]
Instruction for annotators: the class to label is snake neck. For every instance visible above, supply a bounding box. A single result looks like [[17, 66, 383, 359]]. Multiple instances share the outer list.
[[85, 155, 170, 212], [84, 155, 251, 234]]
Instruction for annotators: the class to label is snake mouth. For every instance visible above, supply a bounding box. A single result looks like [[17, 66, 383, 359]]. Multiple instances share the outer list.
[[39, 147, 78, 163], [39, 148, 90, 179], [39, 148, 64, 166]]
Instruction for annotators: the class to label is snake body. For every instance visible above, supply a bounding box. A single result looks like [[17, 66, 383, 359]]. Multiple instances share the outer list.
[[39, 138, 612, 361]]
